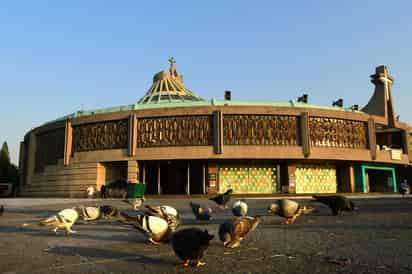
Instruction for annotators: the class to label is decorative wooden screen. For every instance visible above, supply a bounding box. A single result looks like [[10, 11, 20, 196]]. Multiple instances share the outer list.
[[309, 117, 367, 148], [223, 115, 299, 145], [137, 115, 213, 147], [218, 165, 278, 194], [35, 128, 65, 172], [72, 119, 129, 152], [294, 164, 336, 194]]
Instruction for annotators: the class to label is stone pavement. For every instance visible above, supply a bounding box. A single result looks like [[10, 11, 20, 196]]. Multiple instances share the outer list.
[[0, 196, 412, 273]]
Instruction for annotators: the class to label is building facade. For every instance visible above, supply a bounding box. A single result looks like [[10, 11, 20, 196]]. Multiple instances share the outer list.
[[19, 60, 412, 197]]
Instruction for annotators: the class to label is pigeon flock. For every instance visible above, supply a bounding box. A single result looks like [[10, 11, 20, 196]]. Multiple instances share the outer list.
[[1, 191, 362, 268]]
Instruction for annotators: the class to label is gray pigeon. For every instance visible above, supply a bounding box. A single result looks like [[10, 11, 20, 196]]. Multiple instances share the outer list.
[[232, 200, 248, 217], [268, 199, 316, 224], [190, 202, 212, 220]]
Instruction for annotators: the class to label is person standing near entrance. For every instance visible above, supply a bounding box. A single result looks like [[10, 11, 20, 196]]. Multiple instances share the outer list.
[[399, 179, 410, 197]]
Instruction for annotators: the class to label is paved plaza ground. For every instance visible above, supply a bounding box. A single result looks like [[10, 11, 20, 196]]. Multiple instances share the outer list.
[[0, 196, 412, 274]]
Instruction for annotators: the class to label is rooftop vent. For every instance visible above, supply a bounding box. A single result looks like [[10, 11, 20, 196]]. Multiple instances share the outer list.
[[332, 98, 343, 107], [297, 94, 308, 103], [224, 90, 231, 101]]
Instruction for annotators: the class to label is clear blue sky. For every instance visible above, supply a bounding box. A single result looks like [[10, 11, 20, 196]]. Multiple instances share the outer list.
[[1, 1, 412, 164]]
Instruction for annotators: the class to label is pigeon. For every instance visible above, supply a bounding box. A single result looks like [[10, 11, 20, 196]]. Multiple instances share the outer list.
[[73, 205, 119, 222], [190, 202, 212, 220], [39, 208, 79, 234], [0, 205, 3, 216], [120, 211, 171, 245], [144, 205, 181, 231], [232, 200, 248, 217], [122, 197, 145, 210], [171, 228, 214, 267], [267, 199, 316, 224], [99, 205, 119, 218], [399, 180, 410, 198], [219, 216, 260, 248], [313, 195, 356, 216], [209, 189, 233, 208]]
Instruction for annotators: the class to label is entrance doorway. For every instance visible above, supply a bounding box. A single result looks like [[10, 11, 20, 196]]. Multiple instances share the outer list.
[[97, 161, 128, 190], [358, 165, 397, 193], [142, 160, 206, 195]]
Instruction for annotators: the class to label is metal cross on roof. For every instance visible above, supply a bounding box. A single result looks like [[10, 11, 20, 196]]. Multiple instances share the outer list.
[[168, 57, 176, 66]]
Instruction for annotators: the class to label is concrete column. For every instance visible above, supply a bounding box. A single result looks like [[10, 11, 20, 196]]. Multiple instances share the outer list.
[[202, 163, 206, 194], [142, 163, 146, 184], [128, 113, 137, 157], [186, 161, 190, 195], [276, 164, 281, 193], [64, 119, 72, 166], [300, 112, 310, 158], [127, 160, 139, 183], [157, 162, 161, 195], [349, 165, 355, 193], [402, 129, 409, 155], [213, 111, 223, 154], [18, 141, 26, 187], [287, 164, 297, 194], [368, 118, 377, 160], [26, 132, 37, 185]]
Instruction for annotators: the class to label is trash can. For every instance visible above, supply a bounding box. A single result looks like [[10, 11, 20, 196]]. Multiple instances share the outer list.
[[127, 183, 146, 198]]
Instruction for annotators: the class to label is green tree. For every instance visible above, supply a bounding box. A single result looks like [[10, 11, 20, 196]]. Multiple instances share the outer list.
[[0, 141, 18, 188], [0, 141, 10, 167]]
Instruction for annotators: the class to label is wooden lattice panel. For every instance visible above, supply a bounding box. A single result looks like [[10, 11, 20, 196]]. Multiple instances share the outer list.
[[72, 119, 129, 152], [309, 117, 367, 148], [137, 115, 212, 147], [223, 114, 299, 145]]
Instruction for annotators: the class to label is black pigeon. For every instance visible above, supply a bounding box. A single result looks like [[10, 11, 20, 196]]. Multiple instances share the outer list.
[[171, 228, 214, 267], [190, 202, 212, 220], [0, 205, 3, 216], [209, 189, 233, 208], [313, 195, 356, 216]]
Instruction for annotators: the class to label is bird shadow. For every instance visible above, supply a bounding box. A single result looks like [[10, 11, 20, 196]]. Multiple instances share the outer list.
[[261, 222, 412, 231], [26, 230, 149, 243], [181, 218, 225, 226], [1, 223, 149, 243], [45, 246, 170, 266]]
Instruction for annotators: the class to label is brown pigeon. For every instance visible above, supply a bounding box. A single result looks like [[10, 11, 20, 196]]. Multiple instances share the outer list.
[[219, 216, 260, 248], [268, 199, 316, 224]]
